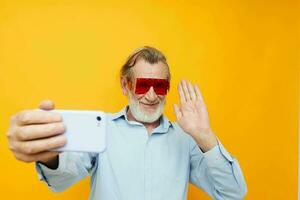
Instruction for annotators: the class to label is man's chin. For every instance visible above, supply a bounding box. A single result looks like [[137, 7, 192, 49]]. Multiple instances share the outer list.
[[139, 105, 158, 115], [133, 106, 160, 122]]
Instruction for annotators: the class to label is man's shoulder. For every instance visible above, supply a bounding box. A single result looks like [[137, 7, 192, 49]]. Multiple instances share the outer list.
[[103, 107, 127, 121]]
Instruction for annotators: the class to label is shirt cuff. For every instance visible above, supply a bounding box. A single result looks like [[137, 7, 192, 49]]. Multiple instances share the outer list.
[[35, 153, 67, 185], [203, 140, 234, 166]]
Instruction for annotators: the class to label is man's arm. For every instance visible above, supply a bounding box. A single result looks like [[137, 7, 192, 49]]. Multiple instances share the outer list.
[[173, 80, 247, 199], [6, 100, 98, 192], [189, 136, 247, 199], [36, 152, 98, 192], [38, 156, 59, 169]]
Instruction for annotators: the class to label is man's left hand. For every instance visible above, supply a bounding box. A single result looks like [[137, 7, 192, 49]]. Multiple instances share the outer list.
[[173, 80, 218, 152]]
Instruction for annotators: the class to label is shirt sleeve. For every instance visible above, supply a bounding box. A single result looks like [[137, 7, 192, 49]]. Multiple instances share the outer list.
[[35, 152, 98, 192], [189, 137, 247, 200]]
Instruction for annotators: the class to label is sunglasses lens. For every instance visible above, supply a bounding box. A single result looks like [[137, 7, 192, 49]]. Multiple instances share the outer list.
[[153, 80, 169, 95], [135, 79, 151, 94]]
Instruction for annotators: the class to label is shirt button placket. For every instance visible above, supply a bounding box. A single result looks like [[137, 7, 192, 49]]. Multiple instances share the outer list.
[[144, 134, 152, 200]]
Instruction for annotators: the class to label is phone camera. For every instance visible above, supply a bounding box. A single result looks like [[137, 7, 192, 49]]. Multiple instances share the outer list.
[[96, 116, 101, 121]]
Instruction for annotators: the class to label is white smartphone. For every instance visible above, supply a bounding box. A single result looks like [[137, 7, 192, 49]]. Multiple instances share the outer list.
[[49, 110, 106, 153]]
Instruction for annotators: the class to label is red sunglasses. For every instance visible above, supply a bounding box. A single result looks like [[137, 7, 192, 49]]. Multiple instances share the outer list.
[[128, 78, 170, 95]]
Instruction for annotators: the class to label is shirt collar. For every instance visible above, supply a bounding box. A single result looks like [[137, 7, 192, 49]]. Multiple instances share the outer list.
[[111, 106, 173, 134], [111, 106, 128, 121]]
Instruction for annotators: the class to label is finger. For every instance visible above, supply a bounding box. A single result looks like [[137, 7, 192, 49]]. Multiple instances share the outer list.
[[15, 122, 65, 141], [17, 110, 62, 126], [181, 80, 191, 101], [13, 134, 67, 155], [187, 81, 197, 101], [194, 84, 204, 103], [178, 82, 186, 103], [13, 151, 60, 163], [173, 104, 182, 119], [39, 100, 55, 111]]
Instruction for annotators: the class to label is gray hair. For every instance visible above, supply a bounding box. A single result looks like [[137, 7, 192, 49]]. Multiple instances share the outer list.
[[120, 46, 171, 81]]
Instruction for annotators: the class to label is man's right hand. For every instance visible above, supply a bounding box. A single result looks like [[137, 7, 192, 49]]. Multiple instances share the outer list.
[[6, 100, 67, 168]]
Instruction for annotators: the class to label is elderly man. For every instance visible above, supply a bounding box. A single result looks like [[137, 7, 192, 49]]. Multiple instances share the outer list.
[[7, 46, 247, 200]]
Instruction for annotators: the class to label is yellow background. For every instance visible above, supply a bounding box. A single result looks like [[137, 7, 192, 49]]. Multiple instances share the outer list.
[[0, 0, 299, 199]]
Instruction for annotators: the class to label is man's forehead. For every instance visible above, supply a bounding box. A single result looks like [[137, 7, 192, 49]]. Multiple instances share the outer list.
[[131, 59, 169, 79]]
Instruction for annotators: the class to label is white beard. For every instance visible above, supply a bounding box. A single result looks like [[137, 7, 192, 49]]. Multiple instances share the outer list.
[[128, 92, 165, 123]]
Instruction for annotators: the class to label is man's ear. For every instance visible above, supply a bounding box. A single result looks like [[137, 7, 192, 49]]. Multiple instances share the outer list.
[[120, 76, 128, 96]]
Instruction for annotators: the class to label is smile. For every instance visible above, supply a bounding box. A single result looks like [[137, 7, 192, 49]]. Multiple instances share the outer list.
[[140, 102, 159, 107]]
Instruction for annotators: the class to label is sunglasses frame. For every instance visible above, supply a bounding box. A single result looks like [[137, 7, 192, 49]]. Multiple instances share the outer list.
[[127, 78, 170, 95]]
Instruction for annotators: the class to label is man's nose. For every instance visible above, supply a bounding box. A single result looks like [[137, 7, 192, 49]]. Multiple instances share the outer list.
[[145, 87, 158, 101]]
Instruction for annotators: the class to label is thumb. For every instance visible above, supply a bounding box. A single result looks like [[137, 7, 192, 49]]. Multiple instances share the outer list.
[[39, 100, 55, 111]]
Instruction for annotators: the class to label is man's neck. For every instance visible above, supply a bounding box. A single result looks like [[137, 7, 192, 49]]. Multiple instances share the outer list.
[[126, 108, 160, 135]]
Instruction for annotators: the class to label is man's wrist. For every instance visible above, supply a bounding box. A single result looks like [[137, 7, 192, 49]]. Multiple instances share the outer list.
[[38, 156, 59, 170], [192, 130, 218, 152]]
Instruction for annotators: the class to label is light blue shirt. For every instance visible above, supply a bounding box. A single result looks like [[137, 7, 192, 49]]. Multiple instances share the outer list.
[[36, 106, 247, 200]]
